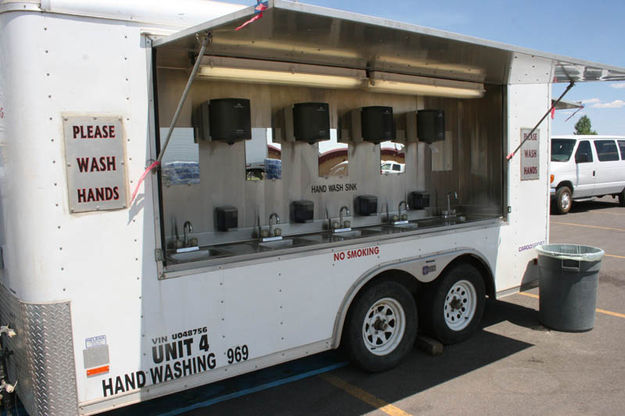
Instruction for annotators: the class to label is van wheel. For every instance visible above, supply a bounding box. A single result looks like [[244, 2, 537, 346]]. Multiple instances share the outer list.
[[344, 281, 417, 372], [420, 263, 485, 345], [619, 189, 625, 207], [555, 186, 572, 214]]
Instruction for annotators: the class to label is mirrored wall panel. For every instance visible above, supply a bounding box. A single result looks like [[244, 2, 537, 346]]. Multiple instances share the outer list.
[[318, 129, 347, 177], [380, 141, 405, 175], [160, 127, 200, 186], [245, 128, 282, 181]]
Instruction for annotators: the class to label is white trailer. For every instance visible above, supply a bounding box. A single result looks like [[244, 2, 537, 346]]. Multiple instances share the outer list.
[[0, 1, 624, 414]]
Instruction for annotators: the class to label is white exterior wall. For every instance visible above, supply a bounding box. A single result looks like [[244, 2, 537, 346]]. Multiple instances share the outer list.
[[93, 224, 501, 413], [0, 10, 156, 412], [495, 83, 551, 292]]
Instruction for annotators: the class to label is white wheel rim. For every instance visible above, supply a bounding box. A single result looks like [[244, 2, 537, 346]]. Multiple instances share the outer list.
[[560, 192, 571, 211], [362, 297, 406, 356], [444, 280, 477, 331]]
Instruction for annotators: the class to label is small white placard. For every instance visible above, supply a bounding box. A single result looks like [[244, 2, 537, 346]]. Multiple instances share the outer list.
[[85, 335, 107, 349], [520, 128, 540, 181]]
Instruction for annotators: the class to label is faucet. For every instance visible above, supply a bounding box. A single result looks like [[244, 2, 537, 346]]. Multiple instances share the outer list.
[[183, 221, 193, 247], [325, 207, 334, 231], [398, 200, 408, 220], [268, 212, 280, 235], [445, 192, 458, 217], [339, 206, 351, 229]]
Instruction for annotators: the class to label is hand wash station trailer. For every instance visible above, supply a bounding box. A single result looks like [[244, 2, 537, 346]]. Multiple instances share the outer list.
[[1, 0, 624, 414]]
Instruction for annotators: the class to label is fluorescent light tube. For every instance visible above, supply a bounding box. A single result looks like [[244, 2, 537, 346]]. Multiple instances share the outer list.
[[198, 56, 366, 89], [368, 71, 485, 98]]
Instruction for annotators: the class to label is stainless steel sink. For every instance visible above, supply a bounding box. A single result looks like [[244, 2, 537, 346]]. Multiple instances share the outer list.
[[416, 215, 467, 227], [332, 230, 362, 239], [258, 238, 295, 249], [442, 215, 467, 225], [218, 242, 258, 256], [168, 249, 214, 263], [418, 217, 444, 227], [396, 223, 418, 229], [360, 227, 384, 236], [295, 234, 328, 244], [385, 222, 419, 230]]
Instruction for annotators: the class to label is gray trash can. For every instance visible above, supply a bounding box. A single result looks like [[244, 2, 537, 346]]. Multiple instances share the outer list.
[[536, 244, 604, 332]]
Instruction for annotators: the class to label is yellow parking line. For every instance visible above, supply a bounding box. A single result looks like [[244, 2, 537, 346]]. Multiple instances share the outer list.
[[605, 253, 625, 259], [518, 292, 625, 319], [320, 373, 413, 416], [595, 308, 625, 319], [519, 292, 539, 299], [551, 222, 625, 232]]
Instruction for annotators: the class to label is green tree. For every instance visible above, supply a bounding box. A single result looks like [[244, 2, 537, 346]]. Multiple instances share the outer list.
[[574, 115, 597, 135]]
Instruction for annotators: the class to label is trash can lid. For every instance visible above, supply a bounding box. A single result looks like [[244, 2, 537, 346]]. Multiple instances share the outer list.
[[536, 244, 604, 262]]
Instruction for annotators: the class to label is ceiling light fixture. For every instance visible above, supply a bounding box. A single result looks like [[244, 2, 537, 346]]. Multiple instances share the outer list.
[[367, 71, 485, 99], [198, 56, 366, 89]]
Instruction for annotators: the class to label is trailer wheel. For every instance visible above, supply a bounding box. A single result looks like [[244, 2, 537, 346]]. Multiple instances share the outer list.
[[555, 186, 572, 214], [422, 263, 485, 345], [344, 281, 417, 372]]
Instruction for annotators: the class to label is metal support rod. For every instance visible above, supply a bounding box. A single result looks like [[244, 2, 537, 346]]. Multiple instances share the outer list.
[[506, 80, 575, 161], [157, 32, 211, 164], [565, 106, 584, 122]]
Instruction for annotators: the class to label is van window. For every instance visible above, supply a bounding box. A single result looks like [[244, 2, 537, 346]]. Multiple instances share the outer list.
[[618, 140, 625, 160], [594, 140, 619, 162], [551, 139, 576, 162], [575, 141, 593, 163]]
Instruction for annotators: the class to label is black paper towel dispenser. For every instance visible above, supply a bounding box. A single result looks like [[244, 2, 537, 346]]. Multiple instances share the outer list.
[[417, 110, 445, 144], [361, 106, 394, 144], [293, 102, 330, 144], [209, 98, 251, 144]]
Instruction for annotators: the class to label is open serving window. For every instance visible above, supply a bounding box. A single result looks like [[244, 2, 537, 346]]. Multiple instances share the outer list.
[[150, 0, 625, 270]]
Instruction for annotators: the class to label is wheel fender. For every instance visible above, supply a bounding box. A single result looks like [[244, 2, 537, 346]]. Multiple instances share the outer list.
[[557, 181, 574, 194], [331, 248, 493, 348]]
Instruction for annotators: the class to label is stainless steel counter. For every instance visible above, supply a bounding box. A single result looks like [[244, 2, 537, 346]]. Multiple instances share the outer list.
[[164, 214, 501, 275]]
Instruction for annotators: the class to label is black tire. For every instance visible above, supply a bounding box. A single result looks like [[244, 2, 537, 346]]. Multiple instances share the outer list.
[[554, 186, 572, 214], [420, 263, 485, 345], [619, 189, 625, 207], [343, 281, 417, 372]]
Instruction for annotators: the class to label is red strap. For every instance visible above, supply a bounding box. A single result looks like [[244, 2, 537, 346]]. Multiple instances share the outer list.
[[235, 1, 268, 31], [129, 160, 160, 205], [236, 14, 262, 31]]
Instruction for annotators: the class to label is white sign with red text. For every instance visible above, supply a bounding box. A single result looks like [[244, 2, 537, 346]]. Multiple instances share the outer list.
[[520, 128, 540, 181], [63, 116, 127, 212]]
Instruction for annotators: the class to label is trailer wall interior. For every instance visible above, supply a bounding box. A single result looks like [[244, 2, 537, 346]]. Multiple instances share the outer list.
[[1, 1, 624, 415], [155, 74, 505, 257]]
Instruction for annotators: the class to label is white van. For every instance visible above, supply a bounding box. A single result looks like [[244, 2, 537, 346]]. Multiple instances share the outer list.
[[550, 135, 625, 214]]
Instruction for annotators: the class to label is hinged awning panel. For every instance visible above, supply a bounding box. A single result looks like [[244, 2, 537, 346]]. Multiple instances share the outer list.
[[153, 0, 625, 85]]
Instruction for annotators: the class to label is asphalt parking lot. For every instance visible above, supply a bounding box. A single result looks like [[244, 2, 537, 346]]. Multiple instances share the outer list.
[[113, 196, 625, 416]]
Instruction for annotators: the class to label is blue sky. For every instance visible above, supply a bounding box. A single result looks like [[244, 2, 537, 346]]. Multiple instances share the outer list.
[[227, 0, 625, 134]]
